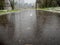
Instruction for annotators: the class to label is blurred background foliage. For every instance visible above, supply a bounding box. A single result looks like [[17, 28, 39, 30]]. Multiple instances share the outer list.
[[36, 0, 60, 8], [0, 0, 5, 10], [0, 0, 60, 10]]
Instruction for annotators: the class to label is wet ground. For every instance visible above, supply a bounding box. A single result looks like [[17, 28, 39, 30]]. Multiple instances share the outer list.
[[0, 10, 60, 45]]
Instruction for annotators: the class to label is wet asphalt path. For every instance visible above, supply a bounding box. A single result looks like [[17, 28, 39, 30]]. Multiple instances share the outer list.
[[0, 9, 60, 45], [13, 10, 60, 45]]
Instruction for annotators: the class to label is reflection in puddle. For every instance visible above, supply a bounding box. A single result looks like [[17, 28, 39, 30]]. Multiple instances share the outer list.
[[30, 14, 33, 16]]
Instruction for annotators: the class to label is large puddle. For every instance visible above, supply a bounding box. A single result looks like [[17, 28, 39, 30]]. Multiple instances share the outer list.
[[0, 10, 60, 45]]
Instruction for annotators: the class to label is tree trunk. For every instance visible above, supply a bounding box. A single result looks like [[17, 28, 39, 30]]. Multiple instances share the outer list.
[[4, 0, 12, 10]]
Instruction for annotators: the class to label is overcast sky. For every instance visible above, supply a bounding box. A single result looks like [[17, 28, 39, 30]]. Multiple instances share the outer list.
[[14, 0, 36, 4], [24, 0, 36, 4]]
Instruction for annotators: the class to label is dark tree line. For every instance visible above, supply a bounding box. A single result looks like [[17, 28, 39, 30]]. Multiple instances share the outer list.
[[0, 0, 60, 10], [0, 0, 5, 10], [36, 0, 60, 8], [57, 0, 60, 6], [0, 0, 15, 10]]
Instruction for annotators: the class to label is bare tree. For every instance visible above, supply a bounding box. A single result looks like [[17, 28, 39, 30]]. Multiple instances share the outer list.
[[9, 0, 14, 10]]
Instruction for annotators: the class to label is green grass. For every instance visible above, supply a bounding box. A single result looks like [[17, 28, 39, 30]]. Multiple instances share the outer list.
[[36, 7, 60, 13], [36, 7, 60, 11], [0, 7, 60, 15], [7, 10, 19, 12], [24, 7, 60, 11], [0, 10, 7, 14], [0, 10, 19, 15]]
